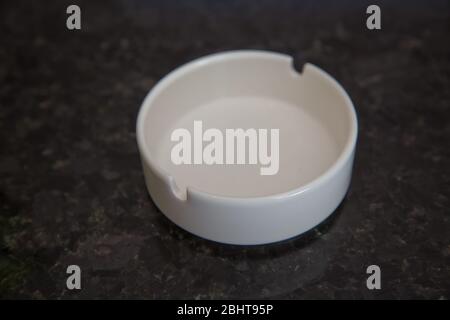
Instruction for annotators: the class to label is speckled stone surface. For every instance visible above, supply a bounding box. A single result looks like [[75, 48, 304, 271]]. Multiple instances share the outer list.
[[0, 0, 449, 299]]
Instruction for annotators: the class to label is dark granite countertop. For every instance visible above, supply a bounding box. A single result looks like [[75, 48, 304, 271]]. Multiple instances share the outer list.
[[0, 0, 449, 299]]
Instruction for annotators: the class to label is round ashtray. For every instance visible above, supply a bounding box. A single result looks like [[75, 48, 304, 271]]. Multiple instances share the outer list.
[[137, 50, 357, 245]]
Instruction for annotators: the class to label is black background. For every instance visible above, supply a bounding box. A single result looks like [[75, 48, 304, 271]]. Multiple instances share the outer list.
[[0, 0, 449, 299]]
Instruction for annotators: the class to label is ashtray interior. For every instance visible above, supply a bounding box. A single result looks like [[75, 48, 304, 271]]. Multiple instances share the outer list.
[[141, 51, 354, 198]]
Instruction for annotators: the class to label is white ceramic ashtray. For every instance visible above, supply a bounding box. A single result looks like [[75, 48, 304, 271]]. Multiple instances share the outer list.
[[137, 50, 357, 245]]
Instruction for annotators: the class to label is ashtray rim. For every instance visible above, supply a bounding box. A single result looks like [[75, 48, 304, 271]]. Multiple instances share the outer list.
[[136, 50, 358, 203]]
